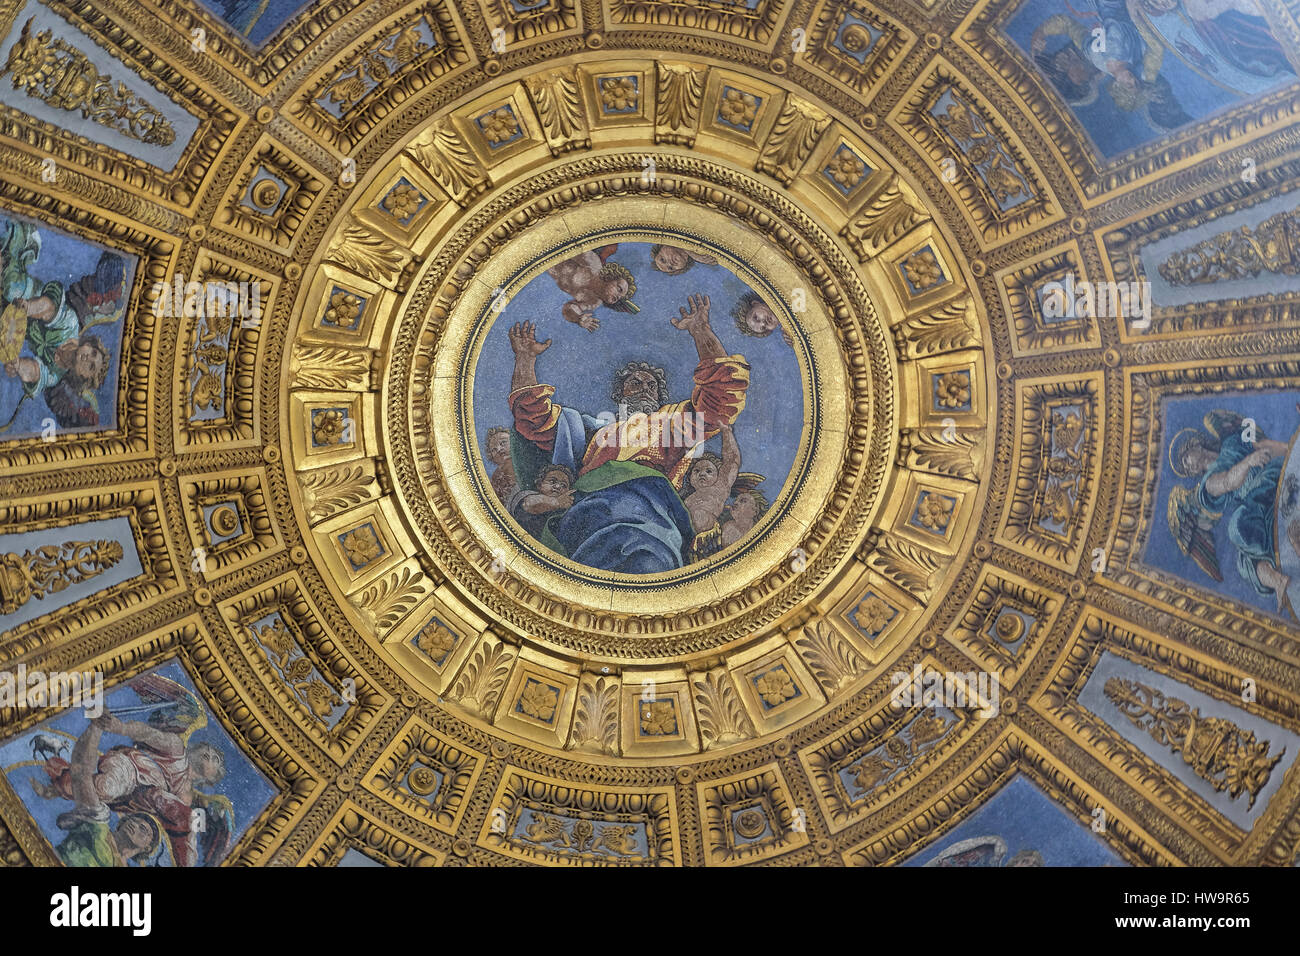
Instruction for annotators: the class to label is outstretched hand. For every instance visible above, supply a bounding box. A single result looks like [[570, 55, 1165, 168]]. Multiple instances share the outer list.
[[509, 321, 552, 358], [92, 712, 125, 735], [671, 294, 711, 335]]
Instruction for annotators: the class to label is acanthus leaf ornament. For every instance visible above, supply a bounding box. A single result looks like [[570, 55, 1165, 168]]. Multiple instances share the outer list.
[[863, 533, 944, 601], [692, 668, 756, 749], [325, 219, 408, 287], [525, 68, 590, 156], [654, 62, 706, 146], [893, 297, 977, 358], [841, 177, 925, 262], [794, 619, 865, 695], [755, 94, 830, 185], [299, 465, 376, 523], [291, 346, 373, 391], [899, 428, 983, 481], [568, 674, 620, 755], [406, 119, 489, 206]]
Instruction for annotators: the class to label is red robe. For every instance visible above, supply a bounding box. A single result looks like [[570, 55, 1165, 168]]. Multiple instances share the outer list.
[[45, 743, 199, 866]]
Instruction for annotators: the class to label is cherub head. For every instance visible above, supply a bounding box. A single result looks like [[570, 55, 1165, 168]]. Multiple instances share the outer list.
[[1035, 43, 1098, 102], [650, 245, 719, 276], [650, 244, 694, 276], [683, 451, 723, 496], [535, 463, 575, 499], [486, 426, 511, 466], [52, 334, 111, 390], [731, 291, 780, 338], [1107, 69, 1143, 110], [44, 334, 112, 429], [1007, 849, 1044, 867], [729, 489, 770, 527], [72, 336, 110, 388], [188, 740, 226, 788], [598, 262, 639, 313]]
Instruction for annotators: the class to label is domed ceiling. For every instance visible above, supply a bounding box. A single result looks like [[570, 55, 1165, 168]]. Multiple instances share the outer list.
[[0, 0, 1298, 868]]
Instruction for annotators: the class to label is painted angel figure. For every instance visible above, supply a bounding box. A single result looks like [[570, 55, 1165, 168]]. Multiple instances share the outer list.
[[681, 424, 742, 543], [546, 244, 639, 332], [33, 674, 235, 866], [1029, 0, 1193, 131], [0, 220, 126, 432], [44, 720, 164, 867], [924, 835, 1043, 867], [649, 244, 719, 276], [1166, 408, 1293, 613]]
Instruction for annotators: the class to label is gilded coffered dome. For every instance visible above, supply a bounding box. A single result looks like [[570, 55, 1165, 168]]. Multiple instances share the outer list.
[[0, 0, 1298, 870]]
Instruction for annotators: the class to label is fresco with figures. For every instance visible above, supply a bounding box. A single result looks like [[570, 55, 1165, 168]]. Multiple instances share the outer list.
[[3, 0, 1300, 875], [0, 213, 132, 439], [196, 0, 313, 45], [1006, 0, 1296, 157], [471, 240, 805, 576], [1148, 393, 1300, 622], [0, 661, 275, 866], [904, 776, 1123, 866]]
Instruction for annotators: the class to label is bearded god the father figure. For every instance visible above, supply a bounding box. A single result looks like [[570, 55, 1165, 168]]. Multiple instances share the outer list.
[[506, 294, 750, 573]]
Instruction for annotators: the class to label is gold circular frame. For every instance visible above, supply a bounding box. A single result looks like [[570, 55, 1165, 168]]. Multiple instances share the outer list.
[[279, 69, 991, 757], [424, 202, 850, 608]]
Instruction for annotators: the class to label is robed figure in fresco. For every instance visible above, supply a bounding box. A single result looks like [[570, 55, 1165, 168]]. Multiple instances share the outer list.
[[33, 674, 235, 866], [1167, 409, 1293, 613], [1028, 0, 1292, 134], [0, 219, 126, 432], [506, 294, 749, 573], [49, 719, 164, 867]]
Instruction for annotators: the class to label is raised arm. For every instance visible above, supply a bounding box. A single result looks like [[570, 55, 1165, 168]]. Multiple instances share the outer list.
[[1030, 14, 1088, 56], [509, 321, 551, 392], [70, 721, 106, 811], [684, 426, 742, 534], [671, 294, 725, 362], [1205, 448, 1271, 497], [718, 424, 741, 489], [1258, 438, 1289, 460], [97, 712, 183, 757]]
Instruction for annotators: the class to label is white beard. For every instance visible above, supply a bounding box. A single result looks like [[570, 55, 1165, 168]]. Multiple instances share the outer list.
[[621, 396, 659, 417]]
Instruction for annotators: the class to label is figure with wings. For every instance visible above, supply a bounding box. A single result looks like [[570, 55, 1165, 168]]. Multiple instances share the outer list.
[[924, 835, 1043, 867], [1135, 0, 1293, 82], [1166, 408, 1293, 614], [682, 425, 742, 542], [32, 674, 234, 866], [1029, 0, 1193, 132], [649, 244, 719, 276], [546, 243, 639, 332], [0, 219, 126, 432], [731, 291, 794, 347], [45, 719, 164, 867], [687, 463, 768, 563]]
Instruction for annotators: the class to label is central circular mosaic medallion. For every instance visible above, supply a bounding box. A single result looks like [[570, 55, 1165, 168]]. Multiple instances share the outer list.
[[404, 190, 869, 632], [463, 233, 813, 580]]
